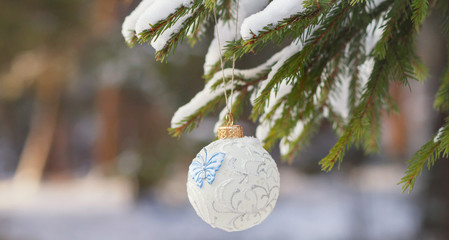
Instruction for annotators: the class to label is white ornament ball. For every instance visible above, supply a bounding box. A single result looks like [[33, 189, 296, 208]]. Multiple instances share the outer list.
[[187, 136, 280, 232]]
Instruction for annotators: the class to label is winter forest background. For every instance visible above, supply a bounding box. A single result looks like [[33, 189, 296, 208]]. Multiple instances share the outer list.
[[0, 0, 449, 239]]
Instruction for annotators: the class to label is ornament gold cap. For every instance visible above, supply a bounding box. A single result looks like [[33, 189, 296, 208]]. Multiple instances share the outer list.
[[218, 124, 243, 139], [217, 113, 243, 139]]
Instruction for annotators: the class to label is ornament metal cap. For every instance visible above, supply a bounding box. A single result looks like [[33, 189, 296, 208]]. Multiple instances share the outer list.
[[217, 113, 243, 139], [218, 125, 243, 139]]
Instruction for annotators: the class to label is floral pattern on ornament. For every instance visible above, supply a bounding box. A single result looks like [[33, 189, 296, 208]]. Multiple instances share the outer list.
[[189, 148, 225, 188]]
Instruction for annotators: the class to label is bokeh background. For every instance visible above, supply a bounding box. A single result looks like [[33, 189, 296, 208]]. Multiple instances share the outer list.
[[0, 1, 448, 239]]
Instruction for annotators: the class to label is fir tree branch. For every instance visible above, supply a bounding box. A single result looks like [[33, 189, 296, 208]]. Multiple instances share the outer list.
[[434, 41, 449, 112], [411, 0, 430, 25], [156, 6, 208, 61], [223, 0, 337, 60], [319, 56, 388, 171], [252, 0, 386, 155], [169, 71, 268, 137], [399, 118, 449, 193], [434, 72, 449, 112], [122, 0, 449, 193], [265, 55, 341, 157], [169, 96, 224, 137], [347, 35, 366, 114], [373, 0, 407, 58], [438, 1, 449, 35], [137, 1, 208, 61], [127, 33, 138, 48], [366, 100, 381, 152], [320, 0, 420, 171], [328, 105, 346, 134], [349, 0, 368, 5], [283, 118, 321, 162], [204, 60, 229, 81], [138, 5, 192, 43], [251, 0, 391, 121], [250, 3, 354, 119]]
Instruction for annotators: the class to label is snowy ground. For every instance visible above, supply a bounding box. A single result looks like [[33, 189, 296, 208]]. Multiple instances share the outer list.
[[0, 166, 420, 240]]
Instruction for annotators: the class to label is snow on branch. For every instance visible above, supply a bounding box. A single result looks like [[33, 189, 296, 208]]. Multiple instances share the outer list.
[[135, 0, 194, 36], [255, 80, 293, 141], [122, 0, 207, 61], [279, 121, 305, 156], [171, 53, 278, 135], [121, 0, 157, 46], [171, 75, 226, 130], [252, 41, 304, 141], [204, 0, 269, 77], [223, 0, 335, 60], [240, 0, 304, 40], [250, 41, 303, 116], [122, 0, 449, 193], [150, 13, 192, 51]]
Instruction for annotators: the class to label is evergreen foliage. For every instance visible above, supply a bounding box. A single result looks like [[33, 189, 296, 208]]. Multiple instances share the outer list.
[[125, 0, 449, 193]]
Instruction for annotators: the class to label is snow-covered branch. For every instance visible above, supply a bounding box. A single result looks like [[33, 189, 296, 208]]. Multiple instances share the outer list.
[[122, 0, 448, 193]]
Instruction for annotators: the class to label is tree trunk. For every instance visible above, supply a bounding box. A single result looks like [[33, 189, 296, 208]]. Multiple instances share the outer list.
[[13, 87, 60, 189], [95, 87, 120, 173]]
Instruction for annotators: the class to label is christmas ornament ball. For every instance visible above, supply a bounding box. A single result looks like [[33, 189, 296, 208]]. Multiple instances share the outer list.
[[186, 127, 280, 232]]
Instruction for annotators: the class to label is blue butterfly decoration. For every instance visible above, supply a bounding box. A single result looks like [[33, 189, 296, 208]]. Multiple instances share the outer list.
[[189, 148, 226, 188]]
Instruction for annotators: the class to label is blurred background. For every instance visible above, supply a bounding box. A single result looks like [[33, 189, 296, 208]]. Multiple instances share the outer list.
[[0, 0, 448, 239]]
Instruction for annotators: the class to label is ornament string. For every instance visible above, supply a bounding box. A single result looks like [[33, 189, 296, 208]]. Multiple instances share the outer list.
[[212, 0, 239, 126]]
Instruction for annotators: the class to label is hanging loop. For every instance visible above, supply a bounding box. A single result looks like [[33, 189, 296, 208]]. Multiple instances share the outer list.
[[225, 112, 234, 126], [213, 0, 239, 127]]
